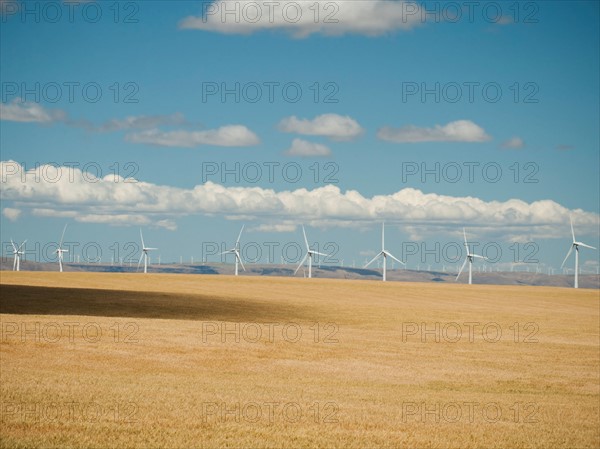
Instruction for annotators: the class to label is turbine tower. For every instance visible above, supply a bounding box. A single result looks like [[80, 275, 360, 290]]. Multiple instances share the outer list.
[[221, 225, 246, 276], [295, 226, 329, 279], [137, 229, 157, 274], [561, 217, 596, 288], [56, 224, 69, 272], [10, 239, 26, 271], [363, 222, 405, 282], [456, 228, 485, 285]]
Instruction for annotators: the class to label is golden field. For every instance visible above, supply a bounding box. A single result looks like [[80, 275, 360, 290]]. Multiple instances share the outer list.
[[0, 272, 598, 449]]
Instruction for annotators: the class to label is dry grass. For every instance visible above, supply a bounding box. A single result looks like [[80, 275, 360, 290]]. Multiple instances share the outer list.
[[1, 272, 598, 448]]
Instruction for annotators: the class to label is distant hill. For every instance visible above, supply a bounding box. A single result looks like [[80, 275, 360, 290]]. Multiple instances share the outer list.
[[1, 257, 598, 289]]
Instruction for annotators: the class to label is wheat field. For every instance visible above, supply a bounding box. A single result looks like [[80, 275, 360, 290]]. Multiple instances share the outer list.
[[0, 272, 598, 448]]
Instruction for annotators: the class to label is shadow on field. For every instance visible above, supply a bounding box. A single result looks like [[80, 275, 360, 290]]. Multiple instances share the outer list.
[[0, 285, 313, 322]]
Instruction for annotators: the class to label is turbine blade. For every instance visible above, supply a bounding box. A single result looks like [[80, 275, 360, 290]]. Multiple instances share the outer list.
[[578, 243, 596, 250], [561, 245, 574, 269], [294, 253, 308, 274], [59, 224, 68, 247], [17, 240, 27, 252], [10, 239, 16, 252], [570, 216, 576, 243], [364, 253, 381, 268], [302, 226, 309, 251], [381, 222, 385, 251], [456, 258, 468, 281], [313, 251, 329, 257], [236, 225, 245, 245], [463, 228, 469, 251], [385, 251, 405, 265], [137, 252, 144, 271], [140, 229, 145, 249], [236, 251, 246, 271], [471, 254, 486, 259]]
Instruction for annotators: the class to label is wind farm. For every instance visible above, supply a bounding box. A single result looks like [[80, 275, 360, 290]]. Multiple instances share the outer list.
[[1, 2, 598, 449]]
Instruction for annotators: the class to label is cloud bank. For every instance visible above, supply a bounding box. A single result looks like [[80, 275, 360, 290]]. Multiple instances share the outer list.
[[179, 0, 425, 38], [2, 161, 598, 239]]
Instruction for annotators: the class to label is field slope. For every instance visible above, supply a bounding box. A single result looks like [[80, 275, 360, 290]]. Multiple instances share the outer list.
[[1, 272, 599, 448]]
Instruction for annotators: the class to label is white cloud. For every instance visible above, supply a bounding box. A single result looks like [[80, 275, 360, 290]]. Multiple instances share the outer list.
[[98, 113, 187, 132], [125, 125, 260, 147], [179, 1, 425, 38], [285, 138, 331, 157], [0, 100, 66, 123], [501, 136, 525, 149], [2, 161, 598, 240], [32, 209, 77, 218], [250, 223, 297, 233], [2, 207, 21, 221], [279, 114, 363, 141], [377, 120, 492, 143]]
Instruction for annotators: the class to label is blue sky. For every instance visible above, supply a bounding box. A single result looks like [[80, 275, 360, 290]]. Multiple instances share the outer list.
[[1, 0, 599, 273]]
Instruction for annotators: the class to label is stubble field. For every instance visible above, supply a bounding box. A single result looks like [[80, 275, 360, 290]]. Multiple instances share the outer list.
[[0, 272, 598, 448]]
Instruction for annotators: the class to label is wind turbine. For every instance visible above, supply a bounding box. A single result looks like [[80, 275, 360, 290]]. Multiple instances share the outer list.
[[10, 239, 26, 271], [294, 226, 329, 279], [363, 222, 405, 282], [456, 228, 486, 285], [561, 217, 596, 288], [56, 224, 68, 272], [137, 229, 157, 274], [221, 225, 246, 276]]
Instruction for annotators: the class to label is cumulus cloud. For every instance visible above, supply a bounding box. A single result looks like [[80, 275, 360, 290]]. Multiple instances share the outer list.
[[278, 114, 363, 141], [125, 125, 260, 147], [2, 161, 598, 239], [97, 113, 187, 132], [285, 138, 331, 157], [2, 207, 21, 221], [501, 136, 525, 149], [377, 120, 492, 143], [0, 100, 66, 123], [179, 0, 425, 38], [250, 223, 297, 233]]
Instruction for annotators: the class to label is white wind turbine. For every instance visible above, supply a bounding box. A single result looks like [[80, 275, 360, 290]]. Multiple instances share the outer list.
[[363, 222, 405, 282], [10, 239, 26, 271], [561, 217, 596, 289], [56, 224, 69, 272], [221, 225, 246, 276], [137, 229, 157, 274], [456, 228, 486, 285], [294, 226, 329, 279]]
